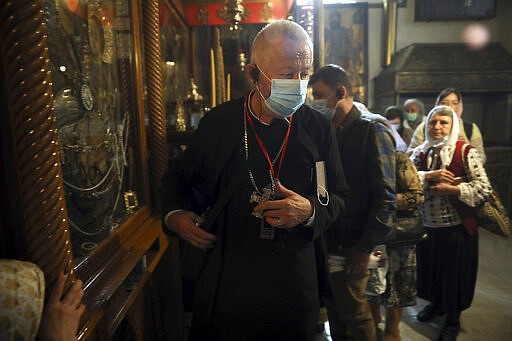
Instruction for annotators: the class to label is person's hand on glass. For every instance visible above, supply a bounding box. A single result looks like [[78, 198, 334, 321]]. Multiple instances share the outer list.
[[38, 272, 85, 341]]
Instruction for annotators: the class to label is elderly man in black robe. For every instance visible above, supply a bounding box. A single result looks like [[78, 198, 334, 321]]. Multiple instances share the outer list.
[[161, 20, 349, 340]]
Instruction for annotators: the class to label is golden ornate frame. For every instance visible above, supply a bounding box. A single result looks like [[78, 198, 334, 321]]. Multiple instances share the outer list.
[[0, 0, 75, 287], [0, 0, 169, 338]]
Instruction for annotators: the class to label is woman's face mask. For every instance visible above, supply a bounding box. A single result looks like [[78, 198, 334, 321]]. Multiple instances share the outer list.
[[430, 136, 449, 147], [257, 67, 308, 118], [308, 98, 335, 119], [405, 112, 418, 122]]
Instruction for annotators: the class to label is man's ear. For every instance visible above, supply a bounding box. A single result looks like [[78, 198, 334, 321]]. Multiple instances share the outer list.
[[336, 85, 346, 99], [246, 64, 259, 84]]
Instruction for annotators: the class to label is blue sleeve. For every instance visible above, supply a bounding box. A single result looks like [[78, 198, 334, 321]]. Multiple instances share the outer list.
[[358, 122, 396, 252]]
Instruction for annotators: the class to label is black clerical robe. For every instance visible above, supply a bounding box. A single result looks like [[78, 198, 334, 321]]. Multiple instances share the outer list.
[[161, 96, 349, 340]]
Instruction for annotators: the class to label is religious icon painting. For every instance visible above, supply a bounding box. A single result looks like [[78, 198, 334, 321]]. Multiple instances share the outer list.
[[323, 3, 368, 104]]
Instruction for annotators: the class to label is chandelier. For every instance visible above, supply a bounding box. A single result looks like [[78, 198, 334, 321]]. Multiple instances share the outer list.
[[218, 0, 247, 35]]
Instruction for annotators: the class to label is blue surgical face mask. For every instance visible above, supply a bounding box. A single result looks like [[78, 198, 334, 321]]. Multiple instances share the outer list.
[[308, 99, 334, 119], [391, 123, 401, 131], [405, 112, 418, 122], [258, 68, 308, 118]]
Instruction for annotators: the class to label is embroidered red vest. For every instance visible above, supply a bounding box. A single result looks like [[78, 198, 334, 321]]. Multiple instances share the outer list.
[[419, 141, 477, 235]]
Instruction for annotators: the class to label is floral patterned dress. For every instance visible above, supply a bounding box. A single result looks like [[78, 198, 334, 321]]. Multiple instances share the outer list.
[[385, 151, 424, 307], [366, 151, 424, 307]]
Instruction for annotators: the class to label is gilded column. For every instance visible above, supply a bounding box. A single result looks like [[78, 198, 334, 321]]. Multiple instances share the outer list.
[[0, 0, 75, 292], [384, 0, 398, 66], [142, 0, 168, 213]]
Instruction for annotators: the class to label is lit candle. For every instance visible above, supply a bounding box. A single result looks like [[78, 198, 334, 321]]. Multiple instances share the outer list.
[[226, 73, 231, 101], [210, 48, 216, 107]]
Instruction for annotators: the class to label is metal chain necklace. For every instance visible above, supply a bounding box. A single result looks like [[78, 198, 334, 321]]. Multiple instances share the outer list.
[[245, 94, 278, 193], [244, 91, 290, 197], [244, 91, 293, 239]]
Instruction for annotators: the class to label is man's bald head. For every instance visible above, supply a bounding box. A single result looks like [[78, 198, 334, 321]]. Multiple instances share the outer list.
[[250, 20, 313, 67]]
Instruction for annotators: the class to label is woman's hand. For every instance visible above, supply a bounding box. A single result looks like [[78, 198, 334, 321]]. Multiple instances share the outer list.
[[425, 169, 455, 184], [429, 182, 460, 196], [371, 250, 387, 268], [38, 272, 85, 341]]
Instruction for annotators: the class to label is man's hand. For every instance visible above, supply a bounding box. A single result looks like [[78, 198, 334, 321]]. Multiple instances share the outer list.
[[38, 272, 85, 341], [167, 210, 216, 250], [253, 181, 313, 228], [343, 246, 370, 274]]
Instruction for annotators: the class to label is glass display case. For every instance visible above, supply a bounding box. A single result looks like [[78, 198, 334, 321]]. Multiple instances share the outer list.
[[45, 0, 145, 262], [159, 0, 197, 160], [160, 0, 189, 111], [0, 0, 174, 338]]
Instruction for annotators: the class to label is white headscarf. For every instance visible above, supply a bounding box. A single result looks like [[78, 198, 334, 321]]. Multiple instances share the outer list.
[[415, 105, 460, 168]]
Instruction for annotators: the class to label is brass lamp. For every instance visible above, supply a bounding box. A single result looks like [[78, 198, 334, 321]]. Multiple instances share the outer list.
[[183, 78, 205, 130]]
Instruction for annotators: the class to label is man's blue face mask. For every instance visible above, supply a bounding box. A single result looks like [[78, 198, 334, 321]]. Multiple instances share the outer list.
[[257, 67, 308, 118], [308, 99, 335, 120]]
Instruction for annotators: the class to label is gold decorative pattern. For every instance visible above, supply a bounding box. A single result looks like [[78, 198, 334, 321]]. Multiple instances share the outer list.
[[142, 0, 168, 212], [217, 2, 250, 24], [261, 3, 272, 21], [123, 191, 139, 213], [0, 1, 76, 293], [197, 6, 209, 25], [214, 27, 226, 105]]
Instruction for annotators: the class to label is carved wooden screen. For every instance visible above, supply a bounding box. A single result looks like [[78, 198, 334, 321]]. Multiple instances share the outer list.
[[0, 0, 169, 337], [44, 0, 146, 262]]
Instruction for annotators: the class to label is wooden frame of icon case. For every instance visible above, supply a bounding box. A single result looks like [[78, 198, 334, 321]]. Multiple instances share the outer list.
[[0, 0, 169, 338]]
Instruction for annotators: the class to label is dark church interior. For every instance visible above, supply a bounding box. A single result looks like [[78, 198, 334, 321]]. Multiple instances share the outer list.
[[1, 0, 511, 340]]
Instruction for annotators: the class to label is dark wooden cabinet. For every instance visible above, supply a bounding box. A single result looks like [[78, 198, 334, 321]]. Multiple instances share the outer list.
[[0, 0, 183, 338]]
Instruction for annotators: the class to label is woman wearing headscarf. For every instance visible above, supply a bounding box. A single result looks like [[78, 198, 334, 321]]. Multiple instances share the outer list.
[[384, 105, 415, 146], [410, 105, 492, 341], [403, 98, 426, 132], [407, 88, 486, 164]]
